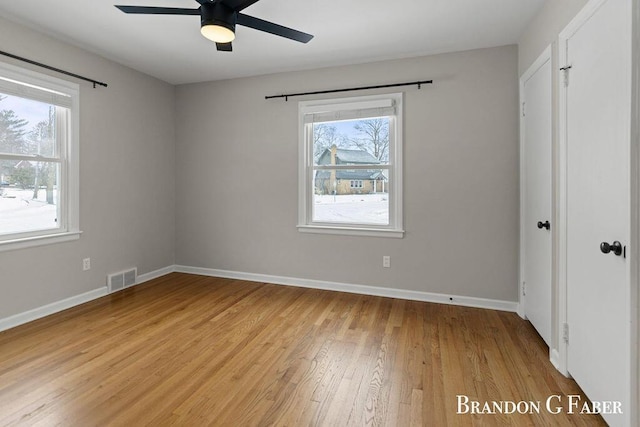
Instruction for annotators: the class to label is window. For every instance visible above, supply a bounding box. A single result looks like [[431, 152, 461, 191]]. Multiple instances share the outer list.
[[0, 61, 80, 251], [298, 93, 403, 237]]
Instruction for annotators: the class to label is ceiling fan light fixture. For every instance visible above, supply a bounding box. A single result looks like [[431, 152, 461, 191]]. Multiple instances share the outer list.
[[116, 0, 314, 50], [200, 2, 237, 43], [200, 23, 235, 43]]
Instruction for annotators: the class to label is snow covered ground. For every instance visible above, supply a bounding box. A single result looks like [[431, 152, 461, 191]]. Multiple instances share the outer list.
[[0, 189, 389, 234], [313, 193, 389, 225], [0, 187, 58, 235]]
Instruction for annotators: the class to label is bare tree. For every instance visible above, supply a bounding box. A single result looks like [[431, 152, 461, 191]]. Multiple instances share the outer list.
[[313, 123, 340, 162], [350, 118, 389, 162]]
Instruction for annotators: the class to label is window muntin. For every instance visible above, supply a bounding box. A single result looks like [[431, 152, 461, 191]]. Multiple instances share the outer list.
[[299, 93, 403, 237], [0, 61, 79, 249]]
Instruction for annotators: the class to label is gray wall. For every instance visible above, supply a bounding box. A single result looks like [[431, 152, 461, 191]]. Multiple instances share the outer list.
[[0, 25, 522, 320], [0, 17, 176, 319], [518, 0, 588, 74], [175, 45, 520, 302]]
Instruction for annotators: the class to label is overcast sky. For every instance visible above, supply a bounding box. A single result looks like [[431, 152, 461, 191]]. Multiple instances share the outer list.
[[0, 93, 50, 131]]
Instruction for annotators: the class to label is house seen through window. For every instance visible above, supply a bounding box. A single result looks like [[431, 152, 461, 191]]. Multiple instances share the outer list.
[[298, 93, 403, 237]]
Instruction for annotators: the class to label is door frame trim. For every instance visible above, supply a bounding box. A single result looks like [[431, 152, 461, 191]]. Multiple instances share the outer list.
[[631, 0, 639, 420], [557, 9, 573, 381], [518, 44, 552, 326]]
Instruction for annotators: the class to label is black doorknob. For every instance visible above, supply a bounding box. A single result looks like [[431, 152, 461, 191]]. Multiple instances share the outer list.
[[537, 221, 550, 230], [600, 241, 623, 256]]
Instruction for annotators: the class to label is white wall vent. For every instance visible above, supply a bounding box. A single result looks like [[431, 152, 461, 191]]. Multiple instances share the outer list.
[[108, 273, 124, 293], [124, 268, 137, 288], [107, 268, 137, 293]]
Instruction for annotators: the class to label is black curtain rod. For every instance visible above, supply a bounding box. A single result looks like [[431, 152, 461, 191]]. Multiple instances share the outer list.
[[265, 79, 433, 101], [0, 50, 108, 88]]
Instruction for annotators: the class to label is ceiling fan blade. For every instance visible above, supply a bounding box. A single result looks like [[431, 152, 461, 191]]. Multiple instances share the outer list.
[[222, 0, 261, 12], [115, 6, 200, 15], [216, 42, 233, 52], [237, 14, 313, 43]]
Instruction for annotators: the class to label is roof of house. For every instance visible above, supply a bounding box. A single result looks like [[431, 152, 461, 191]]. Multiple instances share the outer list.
[[316, 170, 386, 181], [14, 160, 37, 169], [317, 148, 380, 166]]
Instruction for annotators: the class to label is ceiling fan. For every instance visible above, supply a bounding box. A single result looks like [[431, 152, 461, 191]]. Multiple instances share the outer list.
[[115, 0, 314, 52]]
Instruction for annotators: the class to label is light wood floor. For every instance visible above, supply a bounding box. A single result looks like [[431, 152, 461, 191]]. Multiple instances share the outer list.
[[0, 273, 605, 426]]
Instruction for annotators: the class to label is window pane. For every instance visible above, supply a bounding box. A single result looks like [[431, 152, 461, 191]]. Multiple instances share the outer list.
[[0, 93, 56, 157], [313, 118, 390, 166], [312, 168, 389, 225], [0, 160, 60, 235]]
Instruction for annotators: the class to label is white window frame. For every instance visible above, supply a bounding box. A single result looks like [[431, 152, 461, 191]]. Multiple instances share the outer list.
[[350, 180, 363, 189], [0, 61, 80, 252], [298, 93, 404, 238]]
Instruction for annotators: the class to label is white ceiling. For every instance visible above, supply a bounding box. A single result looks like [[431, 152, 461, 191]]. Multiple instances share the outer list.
[[0, 0, 544, 85]]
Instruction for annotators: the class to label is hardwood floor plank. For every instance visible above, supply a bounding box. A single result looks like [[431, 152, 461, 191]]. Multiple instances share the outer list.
[[0, 273, 606, 426], [410, 388, 423, 426]]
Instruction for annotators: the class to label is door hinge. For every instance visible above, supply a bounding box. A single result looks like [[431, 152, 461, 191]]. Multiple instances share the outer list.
[[562, 323, 569, 344], [522, 281, 526, 296], [560, 65, 572, 87], [522, 102, 526, 117]]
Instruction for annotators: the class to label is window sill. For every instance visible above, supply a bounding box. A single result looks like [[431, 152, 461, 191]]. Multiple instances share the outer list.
[[298, 225, 404, 238], [0, 231, 82, 252]]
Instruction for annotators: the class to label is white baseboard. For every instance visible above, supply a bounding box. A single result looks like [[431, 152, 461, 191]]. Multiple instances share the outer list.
[[550, 348, 559, 369], [136, 265, 176, 284], [174, 265, 519, 313], [0, 287, 108, 333], [517, 300, 526, 319], [0, 265, 177, 333], [550, 348, 561, 371], [549, 348, 570, 377], [1, 264, 519, 333]]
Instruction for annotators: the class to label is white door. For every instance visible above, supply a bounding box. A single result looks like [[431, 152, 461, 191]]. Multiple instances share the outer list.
[[521, 50, 552, 346], [562, 0, 631, 425]]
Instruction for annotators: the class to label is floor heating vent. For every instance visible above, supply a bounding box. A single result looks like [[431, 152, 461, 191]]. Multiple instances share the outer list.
[[107, 268, 137, 293]]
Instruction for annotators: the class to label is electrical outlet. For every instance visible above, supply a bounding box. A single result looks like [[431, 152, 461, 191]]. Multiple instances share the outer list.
[[383, 255, 391, 268], [82, 258, 91, 271]]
